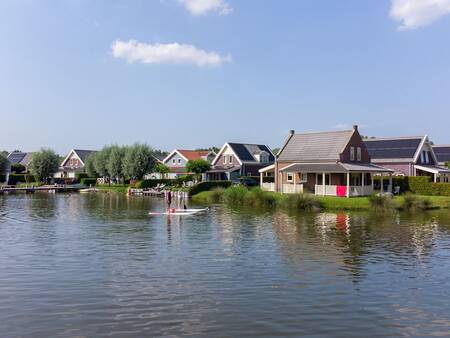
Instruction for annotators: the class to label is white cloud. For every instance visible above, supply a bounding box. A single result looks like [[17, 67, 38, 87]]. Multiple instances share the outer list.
[[111, 40, 231, 67], [178, 0, 232, 16], [390, 0, 450, 30]]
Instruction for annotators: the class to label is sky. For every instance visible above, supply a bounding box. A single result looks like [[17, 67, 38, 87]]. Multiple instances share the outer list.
[[1, 0, 450, 154]]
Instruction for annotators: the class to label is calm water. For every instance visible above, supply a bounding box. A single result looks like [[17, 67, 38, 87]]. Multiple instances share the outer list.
[[1, 193, 450, 337]]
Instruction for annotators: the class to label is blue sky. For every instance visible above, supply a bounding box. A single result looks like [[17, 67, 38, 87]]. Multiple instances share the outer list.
[[1, 0, 450, 154]]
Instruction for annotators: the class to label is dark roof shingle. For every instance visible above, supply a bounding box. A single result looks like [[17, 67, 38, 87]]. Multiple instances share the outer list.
[[364, 137, 422, 160]]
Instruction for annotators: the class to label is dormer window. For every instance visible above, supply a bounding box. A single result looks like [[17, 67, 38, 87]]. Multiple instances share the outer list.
[[229, 156, 233, 164], [357, 147, 361, 161], [350, 147, 355, 161]]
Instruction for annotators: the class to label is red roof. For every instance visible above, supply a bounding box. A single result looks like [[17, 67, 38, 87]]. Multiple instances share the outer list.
[[178, 150, 210, 161]]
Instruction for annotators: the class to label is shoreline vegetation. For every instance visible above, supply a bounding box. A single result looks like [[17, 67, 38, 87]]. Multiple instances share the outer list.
[[191, 186, 450, 212]]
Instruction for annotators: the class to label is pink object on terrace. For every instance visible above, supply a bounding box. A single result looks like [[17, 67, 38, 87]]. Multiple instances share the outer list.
[[336, 185, 347, 197]]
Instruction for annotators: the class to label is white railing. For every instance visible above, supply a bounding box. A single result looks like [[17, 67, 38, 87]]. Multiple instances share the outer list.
[[282, 184, 303, 194], [261, 183, 275, 192], [315, 185, 374, 197]]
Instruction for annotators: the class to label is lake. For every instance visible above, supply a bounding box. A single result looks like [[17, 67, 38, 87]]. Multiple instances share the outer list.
[[1, 193, 450, 338]]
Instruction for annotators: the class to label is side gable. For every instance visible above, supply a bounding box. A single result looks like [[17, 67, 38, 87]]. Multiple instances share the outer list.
[[413, 136, 437, 165], [212, 143, 243, 166], [340, 128, 371, 163]]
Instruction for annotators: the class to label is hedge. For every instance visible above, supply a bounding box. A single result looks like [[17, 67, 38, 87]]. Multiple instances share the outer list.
[[80, 178, 97, 186], [8, 174, 35, 185], [75, 172, 89, 182], [374, 176, 410, 192], [188, 180, 232, 196], [134, 179, 173, 189], [408, 176, 450, 196]]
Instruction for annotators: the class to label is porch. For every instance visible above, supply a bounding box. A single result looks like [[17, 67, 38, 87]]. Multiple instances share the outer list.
[[260, 162, 394, 197]]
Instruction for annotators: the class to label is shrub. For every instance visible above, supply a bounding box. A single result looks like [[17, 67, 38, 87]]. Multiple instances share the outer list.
[[11, 163, 26, 174], [223, 185, 248, 205], [188, 181, 232, 196], [173, 175, 194, 186], [80, 178, 97, 186], [25, 174, 35, 183], [402, 194, 432, 211], [279, 193, 322, 211], [368, 194, 395, 211], [134, 179, 173, 189]]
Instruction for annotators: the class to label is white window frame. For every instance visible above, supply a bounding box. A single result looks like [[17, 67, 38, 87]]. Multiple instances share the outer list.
[[300, 173, 308, 182], [287, 173, 294, 182], [350, 147, 355, 161], [172, 159, 176, 164], [357, 147, 362, 161], [424, 151, 429, 164], [229, 156, 233, 164], [223, 155, 227, 164]]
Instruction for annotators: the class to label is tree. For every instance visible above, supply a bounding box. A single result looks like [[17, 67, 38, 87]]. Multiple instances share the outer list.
[[123, 143, 155, 180], [1, 150, 8, 157], [271, 148, 280, 155], [94, 146, 112, 178], [29, 149, 59, 182], [11, 163, 26, 174], [107, 145, 126, 183], [154, 162, 170, 178], [186, 159, 211, 181], [0, 153, 9, 173], [85, 154, 98, 177]]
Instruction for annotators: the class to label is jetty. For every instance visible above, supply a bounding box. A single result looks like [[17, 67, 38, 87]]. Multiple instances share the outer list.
[[0, 185, 84, 194]]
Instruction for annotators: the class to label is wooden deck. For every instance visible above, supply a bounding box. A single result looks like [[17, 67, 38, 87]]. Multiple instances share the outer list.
[[0, 185, 84, 194]]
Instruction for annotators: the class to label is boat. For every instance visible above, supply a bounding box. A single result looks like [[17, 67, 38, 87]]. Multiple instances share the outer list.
[[148, 208, 208, 216], [79, 188, 100, 193]]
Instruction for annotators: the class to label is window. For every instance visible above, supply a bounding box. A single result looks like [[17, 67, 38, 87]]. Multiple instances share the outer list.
[[424, 151, 429, 164], [178, 158, 181, 164], [223, 156, 227, 164], [260, 152, 269, 163], [316, 174, 330, 185], [172, 159, 176, 164], [229, 156, 233, 164], [287, 173, 294, 182], [299, 173, 308, 182], [357, 147, 362, 161], [420, 151, 424, 163], [350, 147, 355, 161]]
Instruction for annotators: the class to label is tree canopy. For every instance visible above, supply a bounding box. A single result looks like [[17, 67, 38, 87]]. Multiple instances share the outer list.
[[123, 143, 155, 180], [29, 149, 60, 182], [154, 162, 170, 177], [0, 153, 9, 173], [186, 159, 211, 175]]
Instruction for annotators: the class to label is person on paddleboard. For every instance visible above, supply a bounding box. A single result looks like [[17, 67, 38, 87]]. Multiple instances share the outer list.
[[166, 190, 172, 211]]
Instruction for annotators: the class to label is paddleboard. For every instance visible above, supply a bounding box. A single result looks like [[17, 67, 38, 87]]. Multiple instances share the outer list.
[[149, 211, 197, 216]]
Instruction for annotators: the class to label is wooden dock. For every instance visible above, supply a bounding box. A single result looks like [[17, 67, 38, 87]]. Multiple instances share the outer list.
[[0, 185, 84, 194]]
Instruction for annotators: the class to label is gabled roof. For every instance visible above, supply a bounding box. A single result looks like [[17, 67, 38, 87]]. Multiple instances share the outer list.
[[163, 149, 215, 164], [277, 130, 354, 162], [61, 149, 96, 167], [7, 151, 34, 166], [212, 143, 275, 165], [364, 136, 424, 161], [433, 145, 450, 164]]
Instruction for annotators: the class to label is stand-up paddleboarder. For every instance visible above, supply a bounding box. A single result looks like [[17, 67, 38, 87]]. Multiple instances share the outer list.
[[166, 190, 172, 212]]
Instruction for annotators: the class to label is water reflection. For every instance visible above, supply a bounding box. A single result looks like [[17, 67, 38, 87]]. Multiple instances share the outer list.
[[0, 194, 450, 338]]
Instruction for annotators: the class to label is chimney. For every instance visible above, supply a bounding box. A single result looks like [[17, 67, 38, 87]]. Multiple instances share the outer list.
[[289, 129, 295, 135], [353, 125, 358, 132]]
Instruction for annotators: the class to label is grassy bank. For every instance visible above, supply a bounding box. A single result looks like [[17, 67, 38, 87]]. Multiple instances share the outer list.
[[96, 184, 131, 194], [192, 187, 450, 211]]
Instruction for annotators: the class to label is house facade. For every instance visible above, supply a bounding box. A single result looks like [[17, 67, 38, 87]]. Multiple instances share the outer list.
[[7, 151, 34, 171], [365, 136, 450, 183], [206, 142, 275, 182], [54, 149, 96, 179], [260, 125, 393, 197], [148, 149, 216, 179]]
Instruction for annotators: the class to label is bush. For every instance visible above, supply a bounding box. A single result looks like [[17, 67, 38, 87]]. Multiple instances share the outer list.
[[80, 178, 97, 186], [188, 180, 232, 196], [409, 176, 432, 195], [173, 175, 194, 186], [25, 174, 35, 183], [368, 194, 395, 211], [134, 179, 173, 189], [279, 193, 322, 211], [11, 163, 26, 174], [402, 194, 432, 211], [223, 185, 248, 205]]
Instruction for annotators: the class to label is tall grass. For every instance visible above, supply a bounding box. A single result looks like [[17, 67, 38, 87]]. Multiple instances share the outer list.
[[368, 194, 395, 212], [207, 187, 226, 204], [244, 188, 277, 208], [279, 193, 322, 211], [401, 194, 432, 211], [223, 186, 248, 205]]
